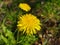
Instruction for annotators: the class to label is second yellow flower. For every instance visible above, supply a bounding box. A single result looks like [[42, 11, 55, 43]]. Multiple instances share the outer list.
[[19, 3, 31, 12]]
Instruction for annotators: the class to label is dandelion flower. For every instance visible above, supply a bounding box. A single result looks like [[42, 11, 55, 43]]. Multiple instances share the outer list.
[[17, 14, 41, 35], [18, 3, 31, 12]]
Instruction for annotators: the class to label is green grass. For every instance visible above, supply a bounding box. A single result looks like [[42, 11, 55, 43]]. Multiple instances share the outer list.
[[0, 0, 60, 45]]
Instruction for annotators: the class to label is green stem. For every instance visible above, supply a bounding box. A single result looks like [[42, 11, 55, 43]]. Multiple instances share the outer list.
[[17, 31, 19, 42]]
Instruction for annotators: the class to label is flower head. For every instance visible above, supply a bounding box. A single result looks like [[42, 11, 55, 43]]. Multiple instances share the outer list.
[[18, 3, 31, 12], [17, 14, 41, 35]]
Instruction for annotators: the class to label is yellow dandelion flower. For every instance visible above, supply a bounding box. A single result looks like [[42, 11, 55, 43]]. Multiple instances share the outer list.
[[18, 3, 31, 12], [17, 14, 41, 35]]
